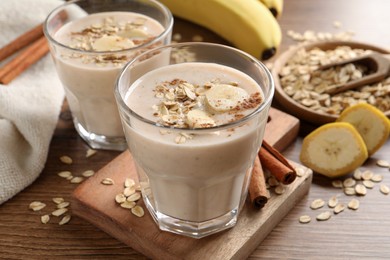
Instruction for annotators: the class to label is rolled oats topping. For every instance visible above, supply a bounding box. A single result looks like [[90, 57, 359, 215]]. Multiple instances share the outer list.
[[57, 13, 164, 66], [152, 79, 263, 131]]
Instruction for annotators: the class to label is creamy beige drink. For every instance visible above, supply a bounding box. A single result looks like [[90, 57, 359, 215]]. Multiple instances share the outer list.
[[49, 10, 168, 149], [123, 62, 268, 222]]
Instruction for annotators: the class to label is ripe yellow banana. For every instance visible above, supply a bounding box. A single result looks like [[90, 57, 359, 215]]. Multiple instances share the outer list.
[[159, 0, 282, 60], [258, 0, 284, 18]]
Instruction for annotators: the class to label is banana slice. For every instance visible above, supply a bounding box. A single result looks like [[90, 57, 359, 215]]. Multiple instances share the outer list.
[[92, 35, 134, 51], [300, 122, 368, 178], [205, 84, 249, 112], [337, 103, 390, 156], [186, 109, 216, 128]]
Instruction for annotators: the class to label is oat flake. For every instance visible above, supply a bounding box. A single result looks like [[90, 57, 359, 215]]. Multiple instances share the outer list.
[[60, 155, 73, 165], [348, 199, 360, 210], [310, 199, 325, 209], [41, 215, 50, 224], [59, 215, 71, 225], [316, 211, 331, 221], [131, 205, 145, 217], [299, 215, 311, 224]]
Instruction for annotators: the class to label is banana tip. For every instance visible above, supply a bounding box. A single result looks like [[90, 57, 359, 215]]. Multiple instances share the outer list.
[[262, 47, 276, 60]]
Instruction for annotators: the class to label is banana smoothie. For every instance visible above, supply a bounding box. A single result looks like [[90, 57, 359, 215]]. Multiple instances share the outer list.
[[50, 10, 169, 149], [123, 62, 269, 223]]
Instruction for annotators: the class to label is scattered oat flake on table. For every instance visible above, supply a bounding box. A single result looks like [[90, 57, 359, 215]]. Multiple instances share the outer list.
[[59, 155, 73, 164], [355, 184, 367, 196], [362, 180, 375, 189], [70, 176, 84, 184], [344, 187, 356, 196], [299, 215, 311, 224], [124, 186, 136, 197], [29, 201, 46, 211], [57, 202, 70, 209], [131, 205, 145, 217], [124, 178, 135, 188], [120, 201, 136, 209], [52, 197, 64, 204], [371, 174, 383, 182], [115, 193, 127, 204], [57, 171, 72, 178], [41, 215, 50, 224], [334, 203, 346, 214], [376, 160, 390, 168], [52, 208, 68, 217], [328, 196, 338, 208], [348, 199, 359, 210], [362, 170, 374, 180], [86, 149, 97, 158], [316, 211, 331, 221], [82, 170, 95, 177], [310, 199, 325, 209], [59, 215, 71, 225], [353, 169, 362, 180], [343, 178, 356, 188], [127, 192, 141, 202], [101, 178, 114, 185], [380, 184, 390, 195]]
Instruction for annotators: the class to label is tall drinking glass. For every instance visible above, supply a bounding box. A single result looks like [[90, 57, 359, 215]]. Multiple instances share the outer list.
[[115, 43, 274, 238], [44, 0, 173, 150]]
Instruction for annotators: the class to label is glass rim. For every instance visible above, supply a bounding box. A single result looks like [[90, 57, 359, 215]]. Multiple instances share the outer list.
[[115, 42, 275, 132], [43, 0, 174, 55]]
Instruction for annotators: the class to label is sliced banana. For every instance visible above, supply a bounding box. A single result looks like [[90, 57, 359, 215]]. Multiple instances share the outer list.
[[205, 84, 249, 112], [300, 122, 368, 178], [92, 35, 134, 51], [186, 109, 216, 128], [337, 103, 390, 156]]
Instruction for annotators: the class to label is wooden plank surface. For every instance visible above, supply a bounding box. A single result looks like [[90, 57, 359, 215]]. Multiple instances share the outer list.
[[71, 107, 308, 259]]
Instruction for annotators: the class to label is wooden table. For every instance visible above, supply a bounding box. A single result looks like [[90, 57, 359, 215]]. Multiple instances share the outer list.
[[1, 0, 390, 259]]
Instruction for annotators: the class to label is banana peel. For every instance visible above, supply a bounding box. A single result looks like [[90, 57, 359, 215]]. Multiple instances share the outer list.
[[259, 0, 284, 18], [159, 0, 282, 60]]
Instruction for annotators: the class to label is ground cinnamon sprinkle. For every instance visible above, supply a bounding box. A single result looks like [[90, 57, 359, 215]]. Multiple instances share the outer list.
[[231, 92, 263, 113]]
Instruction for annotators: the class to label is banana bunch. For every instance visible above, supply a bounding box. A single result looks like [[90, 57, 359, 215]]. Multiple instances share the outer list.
[[259, 0, 284, 18], [159, 0, 282, 60]]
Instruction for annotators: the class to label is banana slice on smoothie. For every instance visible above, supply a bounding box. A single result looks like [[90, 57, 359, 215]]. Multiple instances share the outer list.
[[92, 35, 134, 51], [205, 84, 249, 112], [300, 122, 368, 178], [186, 109, 216, 128]]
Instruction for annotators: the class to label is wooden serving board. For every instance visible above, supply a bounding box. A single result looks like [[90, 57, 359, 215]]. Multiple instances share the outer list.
[[72, 108, 312, 260]]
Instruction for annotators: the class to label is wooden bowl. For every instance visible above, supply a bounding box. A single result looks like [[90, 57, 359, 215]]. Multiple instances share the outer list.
[[271, 40, 390, 125]]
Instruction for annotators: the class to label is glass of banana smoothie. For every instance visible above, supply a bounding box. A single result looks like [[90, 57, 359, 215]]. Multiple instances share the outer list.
[[44, 0, 173, 151], [115, 43, 274, 238]]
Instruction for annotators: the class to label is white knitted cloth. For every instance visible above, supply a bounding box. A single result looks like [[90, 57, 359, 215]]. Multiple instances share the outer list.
[[0, 0, 65, 204]]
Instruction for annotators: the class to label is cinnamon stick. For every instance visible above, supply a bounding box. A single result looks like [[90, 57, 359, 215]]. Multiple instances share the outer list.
[[0, 36, 49, 84], [259, 140, 297, 185], [0, 23, 43, 62], [249, 156, 270, 209]]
